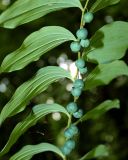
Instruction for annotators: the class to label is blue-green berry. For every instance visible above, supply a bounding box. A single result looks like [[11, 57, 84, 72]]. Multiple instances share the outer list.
[[75, 59, 85, 68], [73, 109, 83, 119], [61, 146, 71, 155], [73, 79, 84, 89], [64, 129, 73, 139], [83, 12, 94, 23], [71, 87, 82, 97], [66, 102, 78, 114], [69, 125, 79, 135], [76, 28, 88, 40], [79, 67, 88, 74], [80, 39, 90, 48], [70, 41, 81, 53], [64, 125, 78, 139], [64, 140, 75, 150]]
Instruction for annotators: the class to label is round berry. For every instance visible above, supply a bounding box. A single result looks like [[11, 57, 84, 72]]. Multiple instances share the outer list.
[[79, 67, 88, 74], [80, 39, 90, 48], [66, 102, 78, 114], [69, 125, 79, 135], [73, 79, 84, 90], [75, 59, 85, 68], [76, 28, 88, 40], [64, 129, 73, 139], [83, 12, 94, 23], [71, 88, 82, 97], [61, 146, 71, 155], [65, 140, 75, 150], [70, 41, 81, 53], [73, 109, 83, 118]]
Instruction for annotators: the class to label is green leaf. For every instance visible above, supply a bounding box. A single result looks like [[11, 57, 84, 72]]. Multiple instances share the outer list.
[[79, 145, 109, 160], [0, 103, 70, 157], [76, 100, 119, 124], [0, 66, 73, 125], [83, 21, 128, 64], [90, 0, 120, 13], [85, 60, 128, 90], [0, 26, 76, 73], [0, 0, 83, 28], [10, 143, 64, 160]]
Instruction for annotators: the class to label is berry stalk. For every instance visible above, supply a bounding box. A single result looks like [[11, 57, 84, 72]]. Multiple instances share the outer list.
[[61, 1, 93, 159]]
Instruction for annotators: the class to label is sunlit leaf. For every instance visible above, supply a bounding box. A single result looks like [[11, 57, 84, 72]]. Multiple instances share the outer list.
[[0, 0, 83, 28], [10, 143, 64, 160], [0, 103, 70, 157], [0, 66, 72, 125], [83, 21, 128, 64], [90, 0, 120, 13], [85, 60, 128, 90], [0, 26, 76, 72]]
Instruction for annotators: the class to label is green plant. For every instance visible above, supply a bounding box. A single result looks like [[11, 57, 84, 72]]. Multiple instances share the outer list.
[[0, 0, 128, 160]]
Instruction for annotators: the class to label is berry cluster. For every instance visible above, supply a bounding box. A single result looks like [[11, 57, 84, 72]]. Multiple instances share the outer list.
[[71, 79, 84, 97], [61, 12, 94, 157], [75, 58, 87, 74], [70, 12, 93, 53], [61, 90, 83, 155], [61, 124, 78, 155], [66, 102, 83, 119]]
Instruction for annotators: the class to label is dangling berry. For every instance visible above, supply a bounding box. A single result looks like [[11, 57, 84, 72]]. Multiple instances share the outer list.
[[70, 41, 81, 53], [73, 109, 83, 118], [76, 28, 88, 40], [75, 59, 85, 68], [64, 129, 73, 139], [66, 102, 78, 114], [69, 125, 79, 135], [80, 39, 90, 48], [79, 67, 88, 74], [71, 87, 82, 97], [61, 146, 71, 155], [64, 125, 78, 139], [83, 12, 94, 23], [64, 140, 75, 150], [73, 79, 84, 89]]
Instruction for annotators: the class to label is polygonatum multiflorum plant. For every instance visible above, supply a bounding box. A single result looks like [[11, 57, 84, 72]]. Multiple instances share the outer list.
[[0, 0, 128, 160]]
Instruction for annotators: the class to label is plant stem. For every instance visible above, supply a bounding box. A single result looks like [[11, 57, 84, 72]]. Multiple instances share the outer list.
[[73, 118, 81, 125], [63, 156, 67, 160], [80, 0, 90, 28], [63, 1, 90, 159], [67, 115, 72, 128], [74, 0, 90, 121], [78, 0, 90, 60]]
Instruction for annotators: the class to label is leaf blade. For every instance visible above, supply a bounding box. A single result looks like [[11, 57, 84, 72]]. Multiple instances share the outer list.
[[0, 66, 72, 125], [10, 143, 64, 160], [0, 0, 83, 28], [83, 21, 128, 64], [77, 100, 120, 124], [0, 26, 76, 72], [90, 0, 120, 13], [79, 145, 109, 160], [0, 103, 69, 157], [85, 60, 128, 90]]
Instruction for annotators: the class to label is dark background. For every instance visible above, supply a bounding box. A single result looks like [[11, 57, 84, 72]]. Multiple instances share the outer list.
[[0, 0, 128, 159]]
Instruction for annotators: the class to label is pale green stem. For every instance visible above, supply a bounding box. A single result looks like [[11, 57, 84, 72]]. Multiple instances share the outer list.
[[63, 156, 67, 160], [80, 0, 90, 28], [74, 0, 90, 119], [63, 1, 90, 159], [67, 115, 72, 128]]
